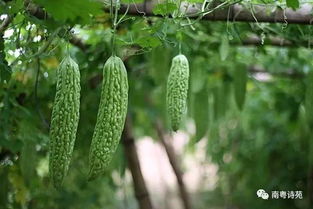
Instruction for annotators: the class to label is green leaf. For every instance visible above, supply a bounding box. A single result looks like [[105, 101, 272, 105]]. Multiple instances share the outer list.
[[286, 0, 299, 10], [7, 0, 24, 14], [305, 70, 313, 126], [213, 80, 230, 120], [0, 167, 9, 208], [193, 87, 209, 143], [219, 35, 229, 61], [190, 57, 207, 93], [0, 37, 11, 86], [152, 3, 177, 16], [150, 46, 171, 84], [34, 0, 102, 22], [135, 36, 161, 48], [20, 140, 37, 186], [233, 65, 247, 110]]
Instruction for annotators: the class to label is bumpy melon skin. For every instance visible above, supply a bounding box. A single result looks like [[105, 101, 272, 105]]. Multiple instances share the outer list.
[[49, 55, 81, 189], [88, 56, 128, 180], [166, 54, 190, 131]]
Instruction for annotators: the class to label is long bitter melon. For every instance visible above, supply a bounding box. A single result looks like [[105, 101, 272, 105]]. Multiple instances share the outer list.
[[166, 54, 190, 131], [49, 55, 81, 189], [88, 56, 128, 180]]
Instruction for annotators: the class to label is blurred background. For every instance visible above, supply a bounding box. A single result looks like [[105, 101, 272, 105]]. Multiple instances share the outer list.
[[1, 0, 313, 209]]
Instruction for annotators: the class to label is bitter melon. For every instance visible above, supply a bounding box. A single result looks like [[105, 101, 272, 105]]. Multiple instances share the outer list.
[[49, 55, 81, 189], [166, 54, 189, 131], [88, 56, 128, 180]]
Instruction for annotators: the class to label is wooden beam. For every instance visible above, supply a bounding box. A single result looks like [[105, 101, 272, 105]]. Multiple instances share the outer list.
[[122, 2, 313, 25], [239, 35, 312, 48], [249, 65, 303, 78]]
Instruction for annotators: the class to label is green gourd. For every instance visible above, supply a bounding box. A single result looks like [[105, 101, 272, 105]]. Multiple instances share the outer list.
[[88, 56, 128, 180], [49, 55, 81, 189], [166, 54, 190, 131]]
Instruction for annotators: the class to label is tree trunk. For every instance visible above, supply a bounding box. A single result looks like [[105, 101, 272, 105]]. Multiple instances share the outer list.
[[155, 120, 192, 209], [122, 116, 154, 209]]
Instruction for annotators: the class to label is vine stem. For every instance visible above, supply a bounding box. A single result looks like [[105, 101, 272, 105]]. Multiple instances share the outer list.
[[10, 27, 61, 67], [179, 41, 182, 54], [110, 0, 120, 56], [176, 0, 185, 55], [34, 57, 50, 129]]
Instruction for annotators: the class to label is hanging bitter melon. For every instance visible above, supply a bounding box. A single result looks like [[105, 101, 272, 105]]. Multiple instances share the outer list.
[[88, 56, 128, 180], [49, 55, 81, 189], [166, 54, 190, 131]]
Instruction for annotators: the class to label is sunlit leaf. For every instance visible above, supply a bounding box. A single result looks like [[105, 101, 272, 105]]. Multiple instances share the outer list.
[[135, 36, 161, 48], [152, 2, 177, 16], [34, 0, 102, 22], [286, 0, 299, 10]]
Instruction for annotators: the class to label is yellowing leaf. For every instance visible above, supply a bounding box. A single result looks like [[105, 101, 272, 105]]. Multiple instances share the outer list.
[[9, 166, 29, 206], [43, 57, 59, 69]]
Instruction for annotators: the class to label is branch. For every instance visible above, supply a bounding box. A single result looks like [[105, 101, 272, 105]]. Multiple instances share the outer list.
[[155, 120, 192, 209], [24, 3, 308, 80], [240, 35, 312, 48], [122, 116, 154, 209], [0, 15, 12, 34], [121, 2, 313, 25], [241, 35, 292, 47], [25, 2, 90, 50], [249, 65, 303, 78], [24, 2, 313, 51], [69, 35, 89, 51]]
